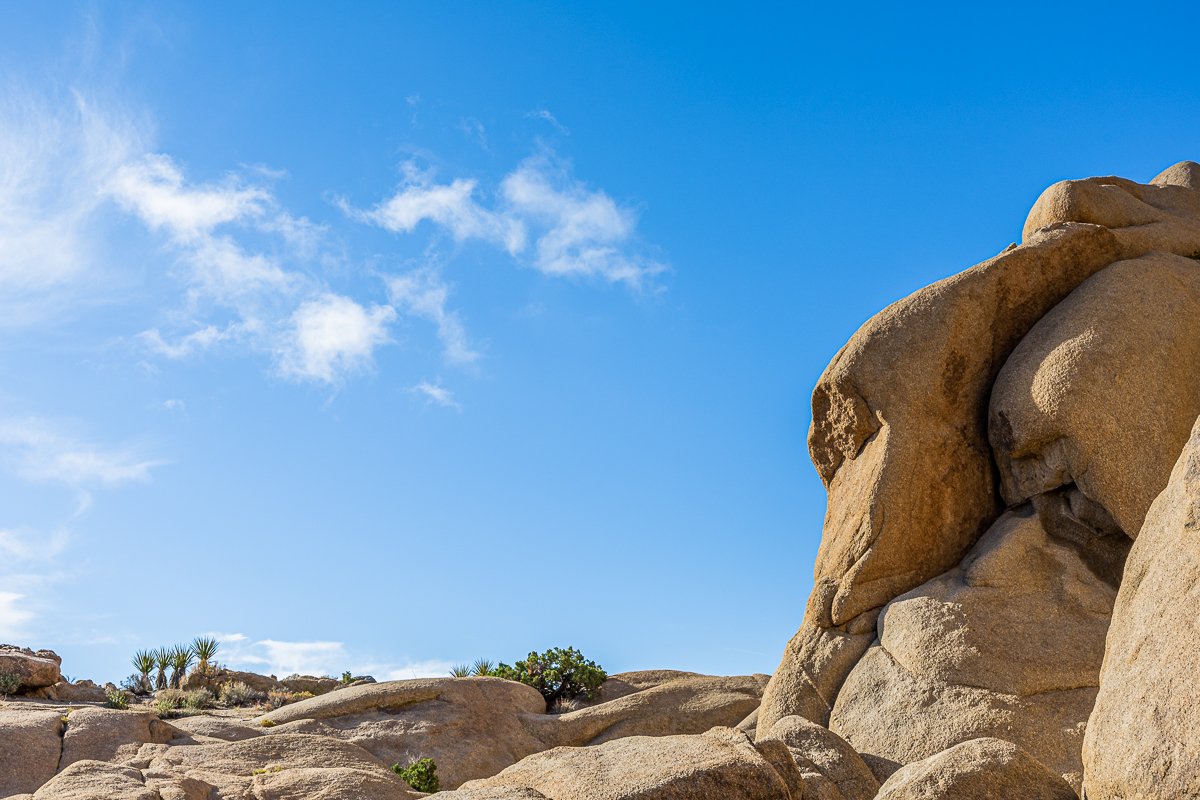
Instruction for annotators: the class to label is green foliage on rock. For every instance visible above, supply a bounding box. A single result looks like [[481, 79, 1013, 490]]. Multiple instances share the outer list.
[[105, 687, 130, 709], [0, 671, 22, 695], [392, 757, 439, 793], [490, 647, 607, 710]]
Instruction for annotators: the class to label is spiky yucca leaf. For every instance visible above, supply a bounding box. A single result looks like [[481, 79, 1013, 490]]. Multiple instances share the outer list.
[[449, 664, 471, 678]]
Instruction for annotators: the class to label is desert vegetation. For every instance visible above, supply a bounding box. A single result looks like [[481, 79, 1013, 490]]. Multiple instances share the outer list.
[[453, 646, 607, 711]]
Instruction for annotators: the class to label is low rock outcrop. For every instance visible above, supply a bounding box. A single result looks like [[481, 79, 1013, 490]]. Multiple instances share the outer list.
[[453, 728, 803, 800], [874, 738, 1076, 800], [0, 645, 62, 694]]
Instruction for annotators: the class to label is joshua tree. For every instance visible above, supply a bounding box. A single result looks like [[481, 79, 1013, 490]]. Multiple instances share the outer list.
[[131, 650, 156, 694], [154, 648, 170, 691], [169, 645, 195, 689], [191, 636, 219, 674]]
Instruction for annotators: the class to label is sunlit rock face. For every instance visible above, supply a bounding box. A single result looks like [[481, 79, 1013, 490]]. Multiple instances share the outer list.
[[761, 161, 1200, 795]]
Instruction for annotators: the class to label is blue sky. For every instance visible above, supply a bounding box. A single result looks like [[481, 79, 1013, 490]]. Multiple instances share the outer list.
[[1, 1, 1197, 683]]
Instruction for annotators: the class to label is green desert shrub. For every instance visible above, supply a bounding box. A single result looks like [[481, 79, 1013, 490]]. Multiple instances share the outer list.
[[219, 680, 265, 707], [448, 664, 471, 678], [491, 647, 607, 711], [471, 658, 495, 676], [106, 687, 130, 710], [0, 672, 23, 695], [131, 650, 156, 694], [392, 757, 439, 793], [183, 688, 216, 709], [265, 689, 312, 710]]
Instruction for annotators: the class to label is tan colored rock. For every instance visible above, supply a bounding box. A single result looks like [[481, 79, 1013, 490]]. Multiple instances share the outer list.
[[589, 670, 704, 704], [257, 678, 546, 788], [254, 673, 767, 789], [829, 505, 1114, 789], [990, 251, 1200, 537], [875, 738, 1076, 800], [279, 674, 340, 695], [437, 790, 548, 800], [183, 667, 279, 694], [0, 709, 64, 796], [761, 221, 1126, 732], [151, 731, 392, 774], [526, 674, 768, 748], [758, 715, 878, 800], [251, 766, 417, 799], [33, 679, 109, 703], [1083, 416, 1200, 799], [167, 713, 265, 742], [1023, 161, 1200, 256], [60, 707, 182, 768], [0, 645, 62, 692], [31, 760, 158, 800], [459, 728, 801, 800]]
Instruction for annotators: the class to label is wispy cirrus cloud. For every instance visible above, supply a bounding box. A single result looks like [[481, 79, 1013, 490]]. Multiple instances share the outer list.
[[0, 417, 164, 487], [411, 381, 462, 411], [0, 85, 147, 323], [212, 632, 454, 679], [341, 161, 525, 254], [386, 268, 478, 365], [346, 150, 665, 289]]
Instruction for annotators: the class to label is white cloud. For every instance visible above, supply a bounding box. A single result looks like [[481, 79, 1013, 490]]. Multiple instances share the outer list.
[[107, 155, 293, 300], [527, 108, 569, 135], [138, 324, 243, 359], [162, 399, 185, 412], [387, 268, 478, 365], [342, 162, 525, 254], [411, 381, 462, 411], [0, 86, 146, 322], [107, 154, 270, 241], [0, 417, 164, 487], [349, 151, 665, 291], [214, 632, 454, 680], [279, 294, 396, 384], [380, 660, 459, 680], [502, 155, 666, 287], [0, 527, 69, 562], [0, 592, 34, 641]]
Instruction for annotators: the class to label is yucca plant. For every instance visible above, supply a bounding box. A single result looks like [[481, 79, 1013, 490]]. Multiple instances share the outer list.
[[169, 645, 195, 689], [471, 658, 495, 677], [191, 636, 219, 674], [154, 648, 170, 691], [132, 650, 156, 694], [449, 664, 471, 678]]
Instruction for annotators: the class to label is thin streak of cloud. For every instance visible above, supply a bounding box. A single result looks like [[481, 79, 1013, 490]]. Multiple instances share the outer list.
[[0, 417, 165, 486], [410, 381, 462, 411]]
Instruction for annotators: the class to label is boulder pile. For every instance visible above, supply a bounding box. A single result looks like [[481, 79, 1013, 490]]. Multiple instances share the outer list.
[[4, 162, 1200, 798]]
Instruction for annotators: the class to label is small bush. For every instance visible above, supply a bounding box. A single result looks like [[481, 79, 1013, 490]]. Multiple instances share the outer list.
[[265, 689, 311, 710], [155, 689, 187, 708], [340, 671, 354, 685], [219, 681, 265, 707], [259, 718, 276, 728], [392, 757, 439, 793], [106, 688, 130, 709], [491, 647, 606, 711], [183, 688, 216, 710], [0, 672, 23, 695]]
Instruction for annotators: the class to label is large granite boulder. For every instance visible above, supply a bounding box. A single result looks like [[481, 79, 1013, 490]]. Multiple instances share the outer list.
[[1082, 416, 1200, 799], [255, 673, 767, 789], [760, 162, 1200, 735], [453, 728, 803, 800], [875, 738, 1076, 800], [828, 505, 1118, 790], [990, 251, 1200, 538], [60, 707, 182, 768], [0, 708, 64, 796], [0, 645, 62, 693]]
